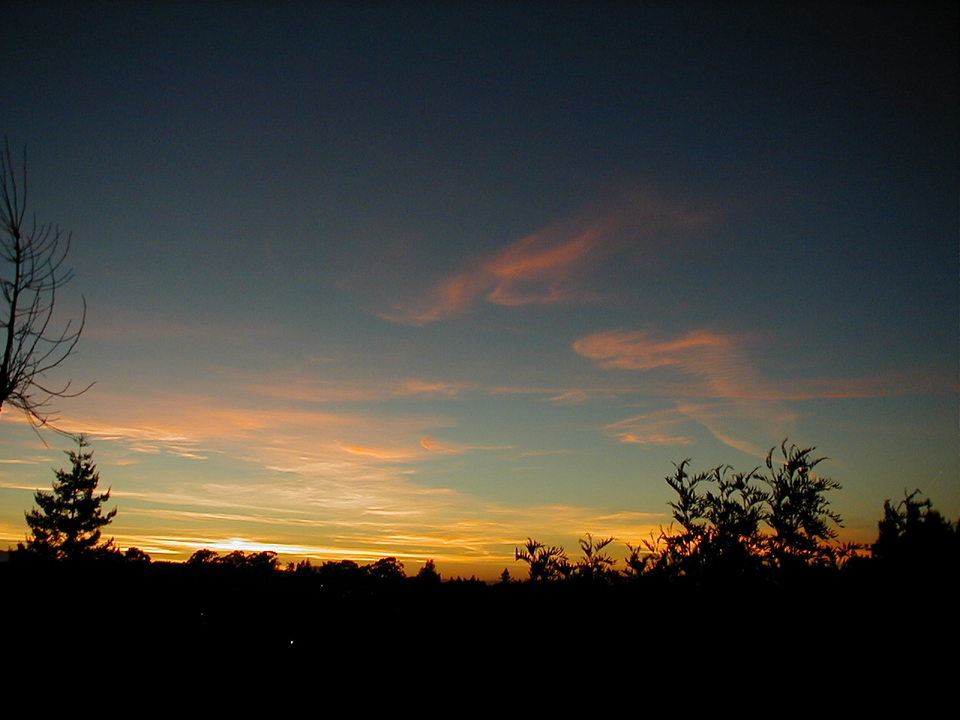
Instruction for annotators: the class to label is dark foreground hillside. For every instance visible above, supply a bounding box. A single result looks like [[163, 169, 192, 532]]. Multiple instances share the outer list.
[[3, 557, 955, 685]]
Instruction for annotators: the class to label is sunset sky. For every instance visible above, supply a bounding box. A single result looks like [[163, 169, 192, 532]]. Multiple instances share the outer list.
[[1, 2, 956, 578]]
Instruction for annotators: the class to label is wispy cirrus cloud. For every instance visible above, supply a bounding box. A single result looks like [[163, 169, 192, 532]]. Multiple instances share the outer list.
[[574, 329, 957, 402], [603, 408, 695, 446], [601, 401, 797, 458], [383, 223, 607, 325], [575, 328, 798, 457], [249, 376, 475, 404], [574, 327, 950, 459], [381, 187, 711, 325], [574, 328, 761, 398], [419, 436, 512, 454]]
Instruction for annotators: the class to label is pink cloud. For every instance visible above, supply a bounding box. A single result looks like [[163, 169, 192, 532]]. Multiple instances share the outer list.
[[382, 187, 711, 325], [576, 330, 958, 403], [388, 223, 607, 325], [573, 328, 760, 398], [603, 408, 697, 446]]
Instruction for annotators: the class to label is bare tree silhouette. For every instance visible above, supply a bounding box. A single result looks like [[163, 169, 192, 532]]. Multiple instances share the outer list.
[[1, 140, 89, 430]]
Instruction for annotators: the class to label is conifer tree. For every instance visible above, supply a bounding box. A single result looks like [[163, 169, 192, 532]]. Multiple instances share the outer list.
[[21, 435, 117, 560]]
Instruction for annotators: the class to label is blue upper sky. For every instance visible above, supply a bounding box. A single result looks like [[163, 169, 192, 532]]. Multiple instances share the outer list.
[[1, 2, 956, 576]]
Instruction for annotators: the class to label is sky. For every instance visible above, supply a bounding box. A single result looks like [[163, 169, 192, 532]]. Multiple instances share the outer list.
[[1, 1, 956, 579]]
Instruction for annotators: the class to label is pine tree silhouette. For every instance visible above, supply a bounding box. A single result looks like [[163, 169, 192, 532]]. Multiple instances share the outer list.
[[21, 435, 117, 560]]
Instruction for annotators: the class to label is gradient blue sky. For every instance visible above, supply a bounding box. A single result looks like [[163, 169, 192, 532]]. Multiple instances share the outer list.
[[1, 1, 956, 577]]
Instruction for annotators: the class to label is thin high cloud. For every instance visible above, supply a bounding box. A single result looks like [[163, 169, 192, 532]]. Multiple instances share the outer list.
[[381, 188, 710, 325], [384, 223, 607, 325], [603, 401, 796, 457], [574, 328, 762, 398], [575, 327, 953, 458], [574, 328, 803, 456], [574, 329, 956, 401], [603, 408, 694, 446], [249, 376, 475, 404], [419, 436, 512, 454]]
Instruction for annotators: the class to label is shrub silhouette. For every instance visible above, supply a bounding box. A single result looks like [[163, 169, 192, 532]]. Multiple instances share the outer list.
[[872, 489, 958, 569], [572, 533, 617, 582], [764, 442, 842, 570], [649, 440, 843, 578], [651, 460, 767, 577], [515, 537, 567, 581]]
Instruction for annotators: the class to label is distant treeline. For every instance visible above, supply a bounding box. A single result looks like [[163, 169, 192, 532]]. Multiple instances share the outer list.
[[5, 442, 957, 666]]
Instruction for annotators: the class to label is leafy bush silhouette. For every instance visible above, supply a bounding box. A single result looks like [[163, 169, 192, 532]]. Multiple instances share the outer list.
[[650, 460, 767, 577], [572, 533, 618, 582], [649, 440, 843, 578], [872, 489, 958, 569], [622, 542, 653, 579], [764, 442, 842, 570], [515, 537, 568, 581]]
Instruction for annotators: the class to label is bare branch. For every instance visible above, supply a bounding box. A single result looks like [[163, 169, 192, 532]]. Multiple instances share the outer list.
[[0, 139, 91, 432]]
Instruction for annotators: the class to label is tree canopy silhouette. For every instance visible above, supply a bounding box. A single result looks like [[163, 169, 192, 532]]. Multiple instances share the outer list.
[[648, 441, 843, 577], [1, 140, 88, 429], [20, 435, 117, 560], [872, 489, 958, 569]]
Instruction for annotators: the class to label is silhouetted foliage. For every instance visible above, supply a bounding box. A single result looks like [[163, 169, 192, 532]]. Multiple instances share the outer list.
[[1, 140, 89, 429], [20, 435, 116, 560], [573, 533, 617, 582], [221, 550, 279, 571], [872, 490, 958, 568], [184, 548, 278, 572], [365, 556, 405, 583], [649, 440, 844, 578], [124, 547, 151, 564], [652, 460, 767, 577], [187, 548, 220, 565], [415, 558, 442, 585], [622, 542, 652, 579], [316, 559, 364, 586], [289, 558, 315, 574], [764, 441, 842, 569], [515, 537, 568, 581]]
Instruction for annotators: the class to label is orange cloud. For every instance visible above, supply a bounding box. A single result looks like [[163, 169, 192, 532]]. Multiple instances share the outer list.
[[249, 376, 474, 404], [603, 407, 697, 446], [389, 223, 607, 325], [336, 443, 418, 460], [419, 436, 512, 454], [483, 225, 607, 307], [382, 187, 710, 325], [578, 330, 797, 456], [575, 329, 958, 403], [397, 379, 472, 398], [574, 328, 759, 398]]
